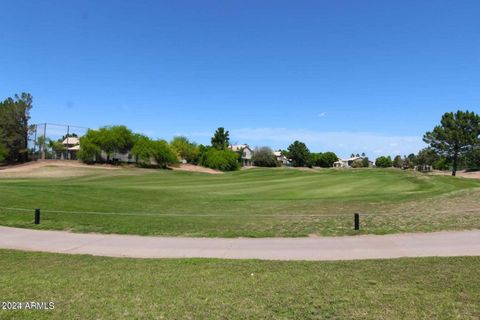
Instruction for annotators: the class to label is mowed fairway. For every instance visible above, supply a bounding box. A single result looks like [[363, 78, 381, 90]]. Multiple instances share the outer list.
[[0, 165, 479, 237], [0, 250, 479, 319]]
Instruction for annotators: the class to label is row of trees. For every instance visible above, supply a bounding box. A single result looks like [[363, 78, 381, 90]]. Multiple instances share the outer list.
[[1, 91, 477, 176], [373, 110, 480, 175], [78, 126, 180, 168], [77, 126, 342, 171], [75, 109, 480, 176], [77, 126, 240, 171], [0, 93, 32, 163], [277, 141, 339, 168]]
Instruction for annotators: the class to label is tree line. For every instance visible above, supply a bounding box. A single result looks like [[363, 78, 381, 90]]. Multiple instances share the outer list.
[[77, 126, 240, 170], [374, 110, 480, 175], [0, 93, 478, 175]]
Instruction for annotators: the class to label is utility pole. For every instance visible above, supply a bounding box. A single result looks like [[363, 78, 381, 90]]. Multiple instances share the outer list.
[[66, 125, 70, 160], [32, 124, 38, 161], [42, 123, 47, 160]]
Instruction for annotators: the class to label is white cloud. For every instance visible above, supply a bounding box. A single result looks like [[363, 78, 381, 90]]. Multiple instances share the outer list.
[[228, 128, 425, 159], [318, 112, 327, 118]]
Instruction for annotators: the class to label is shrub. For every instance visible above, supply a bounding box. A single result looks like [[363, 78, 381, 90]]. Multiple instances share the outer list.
[[351, 159, 364, 168], [362, 157, 371, 168], [77, 137, 101, 164], [393, 155, 403, 168], [252, 147, 278, 167], [465, 148, 480, 171], [199, 148, 239, 171], [375, 156, 393, 168], [433, 158, 450, 171], [170, 136, 199, 163], [131, 136, 178, 168], [311, 152, 338, 167]]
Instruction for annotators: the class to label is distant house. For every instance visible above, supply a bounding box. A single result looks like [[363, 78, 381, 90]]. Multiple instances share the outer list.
[[229, 144, 253, 166], [62, 137, 80, 160], [109, 151, 136, 163], [333, 156, 374, 168], [273, 151, 290, 166]]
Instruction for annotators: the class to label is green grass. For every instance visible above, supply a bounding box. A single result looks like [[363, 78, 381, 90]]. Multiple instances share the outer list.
[[0, 250, 478, 319], [1, 167, 479, 237]]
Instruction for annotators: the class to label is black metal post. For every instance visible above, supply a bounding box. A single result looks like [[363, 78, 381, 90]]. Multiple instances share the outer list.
[[354, 213, 360, 230], [34, 209, 40, 224]]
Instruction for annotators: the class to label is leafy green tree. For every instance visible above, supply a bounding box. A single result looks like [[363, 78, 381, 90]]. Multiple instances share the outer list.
[[407, 154, 417, 167], [465, 148, 480, 170], [393, 155, 403, 168], [130, 135, 152, 164], [311, 152, 338, 167], [0, 93, 32, 162], [416, 148, 451, 171], [50, 140, 66, 158], [434, 158, 450, 171], [351, 159, 364, 168], [199, 148, 239, 171], [170, 136, 199, 163], [211, 127, 230, 150], [86, 125, 134, 162], [150, 140, 178, 168], [310, 153, 321, 166], [287, 141, 311, 167], [78, 136, 101, 164], [0, 143, 8, 163], [417, 148, 439, 166], [375, 156, 393, 168], [320, 151, 338, 168], [402, 154, 417, 169], [131, 136, 178, 168], [423, 110, 480, 176], [361, 157, 370, 168], [252, 147, 278, 167], [36, 136, 47, 155]]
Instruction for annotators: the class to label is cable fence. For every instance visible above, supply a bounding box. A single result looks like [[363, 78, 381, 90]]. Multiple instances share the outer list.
[[0, 207, 480, 232], [1, 205, 479, 218]]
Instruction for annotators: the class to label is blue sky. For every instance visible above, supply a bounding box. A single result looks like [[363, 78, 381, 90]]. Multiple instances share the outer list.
[[1, 0, 479, 158]]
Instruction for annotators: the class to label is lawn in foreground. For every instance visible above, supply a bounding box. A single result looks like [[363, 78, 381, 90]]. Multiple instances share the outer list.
[[0, 167, 479, 237], [0, 250, 478, 319]]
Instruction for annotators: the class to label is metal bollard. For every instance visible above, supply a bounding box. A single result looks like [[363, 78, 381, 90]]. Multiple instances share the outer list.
[[354, 213, 360, 230], [34, 208, 41, 224]]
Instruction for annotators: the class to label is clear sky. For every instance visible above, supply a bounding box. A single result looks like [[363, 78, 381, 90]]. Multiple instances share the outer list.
[[1, 0, 479, 158]]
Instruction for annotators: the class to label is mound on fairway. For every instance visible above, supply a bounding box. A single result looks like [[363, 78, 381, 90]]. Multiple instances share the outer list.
[[0, 166, 479, 237]]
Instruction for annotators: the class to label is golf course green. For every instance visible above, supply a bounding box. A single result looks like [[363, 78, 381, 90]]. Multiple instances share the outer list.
[[0, 166, 479, 237]]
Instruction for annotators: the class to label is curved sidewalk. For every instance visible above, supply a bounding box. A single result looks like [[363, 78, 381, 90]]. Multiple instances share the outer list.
[[0, 226, 479, 261]]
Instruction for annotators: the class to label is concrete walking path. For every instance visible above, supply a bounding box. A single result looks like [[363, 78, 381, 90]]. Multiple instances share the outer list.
[[0, 226, 479, 261]]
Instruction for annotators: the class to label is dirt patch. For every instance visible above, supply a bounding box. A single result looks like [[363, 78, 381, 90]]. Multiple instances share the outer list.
[[0, 160, 120, 178], [168, 164, 223, 175], [430, 170, 480, 180], [458, 171, 480, 179]]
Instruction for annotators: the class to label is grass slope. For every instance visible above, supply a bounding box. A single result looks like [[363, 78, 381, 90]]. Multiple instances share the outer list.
[[0, 167, 479, 237], [0, 250, 479, 319]]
